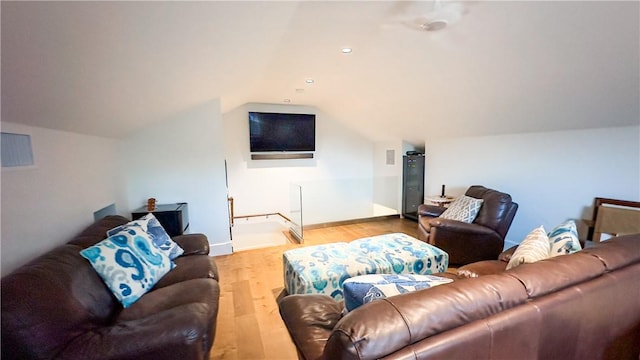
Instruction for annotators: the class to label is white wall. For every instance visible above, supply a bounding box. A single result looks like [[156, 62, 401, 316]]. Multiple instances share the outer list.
[[4, 111, 635, 273], [373, 141, 402, 214], [121, 100, 231, 255], [223, 103, 377, 225], [424, 125, 640, 248], [1, 122, 125, 275], [1, 99, 232, 274]]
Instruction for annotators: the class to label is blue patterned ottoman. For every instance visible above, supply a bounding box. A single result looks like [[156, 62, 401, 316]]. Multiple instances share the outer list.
[[283, 243, 391, 300], [283, 233, 449, 300], [351, 233, 449, 275]]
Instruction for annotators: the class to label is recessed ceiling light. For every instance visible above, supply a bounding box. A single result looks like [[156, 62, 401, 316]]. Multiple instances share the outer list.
[[283, 99, 291, 103], [305, 78, 314, 84], [296, 88, 305, 93], [341, 47, 352, 54]]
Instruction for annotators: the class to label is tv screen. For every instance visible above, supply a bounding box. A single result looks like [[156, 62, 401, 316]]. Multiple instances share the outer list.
[[249, 112, 316, 152]]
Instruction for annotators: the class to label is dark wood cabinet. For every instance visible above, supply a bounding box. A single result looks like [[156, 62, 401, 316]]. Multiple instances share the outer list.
[[132, 203, 189, 237]]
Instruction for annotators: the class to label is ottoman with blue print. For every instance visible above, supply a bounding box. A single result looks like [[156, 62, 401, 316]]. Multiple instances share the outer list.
[[350, 233, 449, 275], [283, 233, 449, 300], [343, 273, 454, 312], [283, 243, 392, 300]]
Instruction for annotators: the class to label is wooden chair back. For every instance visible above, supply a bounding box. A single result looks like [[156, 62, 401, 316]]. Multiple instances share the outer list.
[[590, 197, 640, 242]]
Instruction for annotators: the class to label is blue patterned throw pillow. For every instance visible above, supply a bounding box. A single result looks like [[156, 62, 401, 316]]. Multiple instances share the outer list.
[[548, 220, 582, 256], [343, 274, 454, 312], [81, 226, 175, 308], [107, 213, 184, 260]]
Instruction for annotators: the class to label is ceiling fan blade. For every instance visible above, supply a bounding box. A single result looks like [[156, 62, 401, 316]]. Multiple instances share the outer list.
[[382, 0, 467, 32]]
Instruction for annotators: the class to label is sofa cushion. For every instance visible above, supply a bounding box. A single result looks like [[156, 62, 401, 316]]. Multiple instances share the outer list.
[[0, 244, 120, 359], [119, 278, 219, 321], [80, 226, 175, 308], [548, 220, 581, 256], [108, 213, 184, 260], [506, 226, 550, 270], [465, 185, 513, 231], [439, 195, 484, 223], [67, 215, 130, 248], [154, 255, 220, 289], [342, 273, 453, 312]]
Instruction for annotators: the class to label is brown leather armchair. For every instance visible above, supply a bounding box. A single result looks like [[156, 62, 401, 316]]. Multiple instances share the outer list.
[[418, 185, 518, 266]]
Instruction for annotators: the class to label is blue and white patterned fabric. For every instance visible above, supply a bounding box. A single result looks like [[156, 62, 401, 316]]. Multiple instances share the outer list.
[[283, 233, 449, 300], [350, 233, 449, 275], [343, 274, 454, 312], [283, 243, 391, 300], [108, 213, 184, 260], [81, 226, 175, 308], [548, 220, 582, 256]]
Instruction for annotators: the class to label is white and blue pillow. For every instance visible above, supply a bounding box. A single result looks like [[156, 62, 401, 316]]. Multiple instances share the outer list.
[[107, 213, 184, 260], [81, 226, 174, 308], [507, 220, 583, 270], [548, 220, 582, 256], [342, 273, 454, 312]]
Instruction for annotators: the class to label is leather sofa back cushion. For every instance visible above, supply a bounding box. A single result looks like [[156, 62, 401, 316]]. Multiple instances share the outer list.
[[466, 186, 513, 231], [68, 215, 129, 248], [325, 275, 528, 359], [506, 252, 606, 297], [1, 245, 118, 358], [582, 233, 640, 271]]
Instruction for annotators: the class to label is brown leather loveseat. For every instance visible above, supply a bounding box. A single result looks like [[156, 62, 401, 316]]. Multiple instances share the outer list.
[[1, 215, 220, 360], [279, 234, 640, 359]]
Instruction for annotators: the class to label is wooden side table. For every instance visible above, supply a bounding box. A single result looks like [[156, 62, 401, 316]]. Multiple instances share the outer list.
[[426, 196, 455, 207]]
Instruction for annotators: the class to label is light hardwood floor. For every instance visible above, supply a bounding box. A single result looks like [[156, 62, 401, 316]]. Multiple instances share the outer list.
[[209, 217, 420, 360]]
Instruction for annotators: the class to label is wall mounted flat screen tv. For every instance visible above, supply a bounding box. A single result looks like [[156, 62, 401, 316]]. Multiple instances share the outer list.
[[249, 112, 316, 152]]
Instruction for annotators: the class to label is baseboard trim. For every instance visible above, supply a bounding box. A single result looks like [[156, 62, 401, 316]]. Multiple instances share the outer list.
[[304, 214, 401, 230], [210, 241, 233, 256]]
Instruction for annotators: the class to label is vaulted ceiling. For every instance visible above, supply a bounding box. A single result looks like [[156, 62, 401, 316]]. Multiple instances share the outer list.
[[2, 1, 639, 145]]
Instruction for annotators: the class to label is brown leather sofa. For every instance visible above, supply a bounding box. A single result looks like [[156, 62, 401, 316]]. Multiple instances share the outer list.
[[1, 215, 220, 360], [279, 234, 640, 360], [418, 185, 518, 266]]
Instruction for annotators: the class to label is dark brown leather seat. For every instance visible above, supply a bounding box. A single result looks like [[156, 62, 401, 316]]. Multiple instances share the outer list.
[[1, 215, 220, 360], [278, 234, 640, 360], [418, 185, 518, 266]]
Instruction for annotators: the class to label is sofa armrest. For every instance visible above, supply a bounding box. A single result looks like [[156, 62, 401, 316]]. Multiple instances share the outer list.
[[457, 260, 509, 278], [498, 245, 518, 262], [173, 233, 210, 256], [59, 303, 213, 360], [426, 218, 498, 236], [279, 294, 343, 360], [418, 204, 447, 218]]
